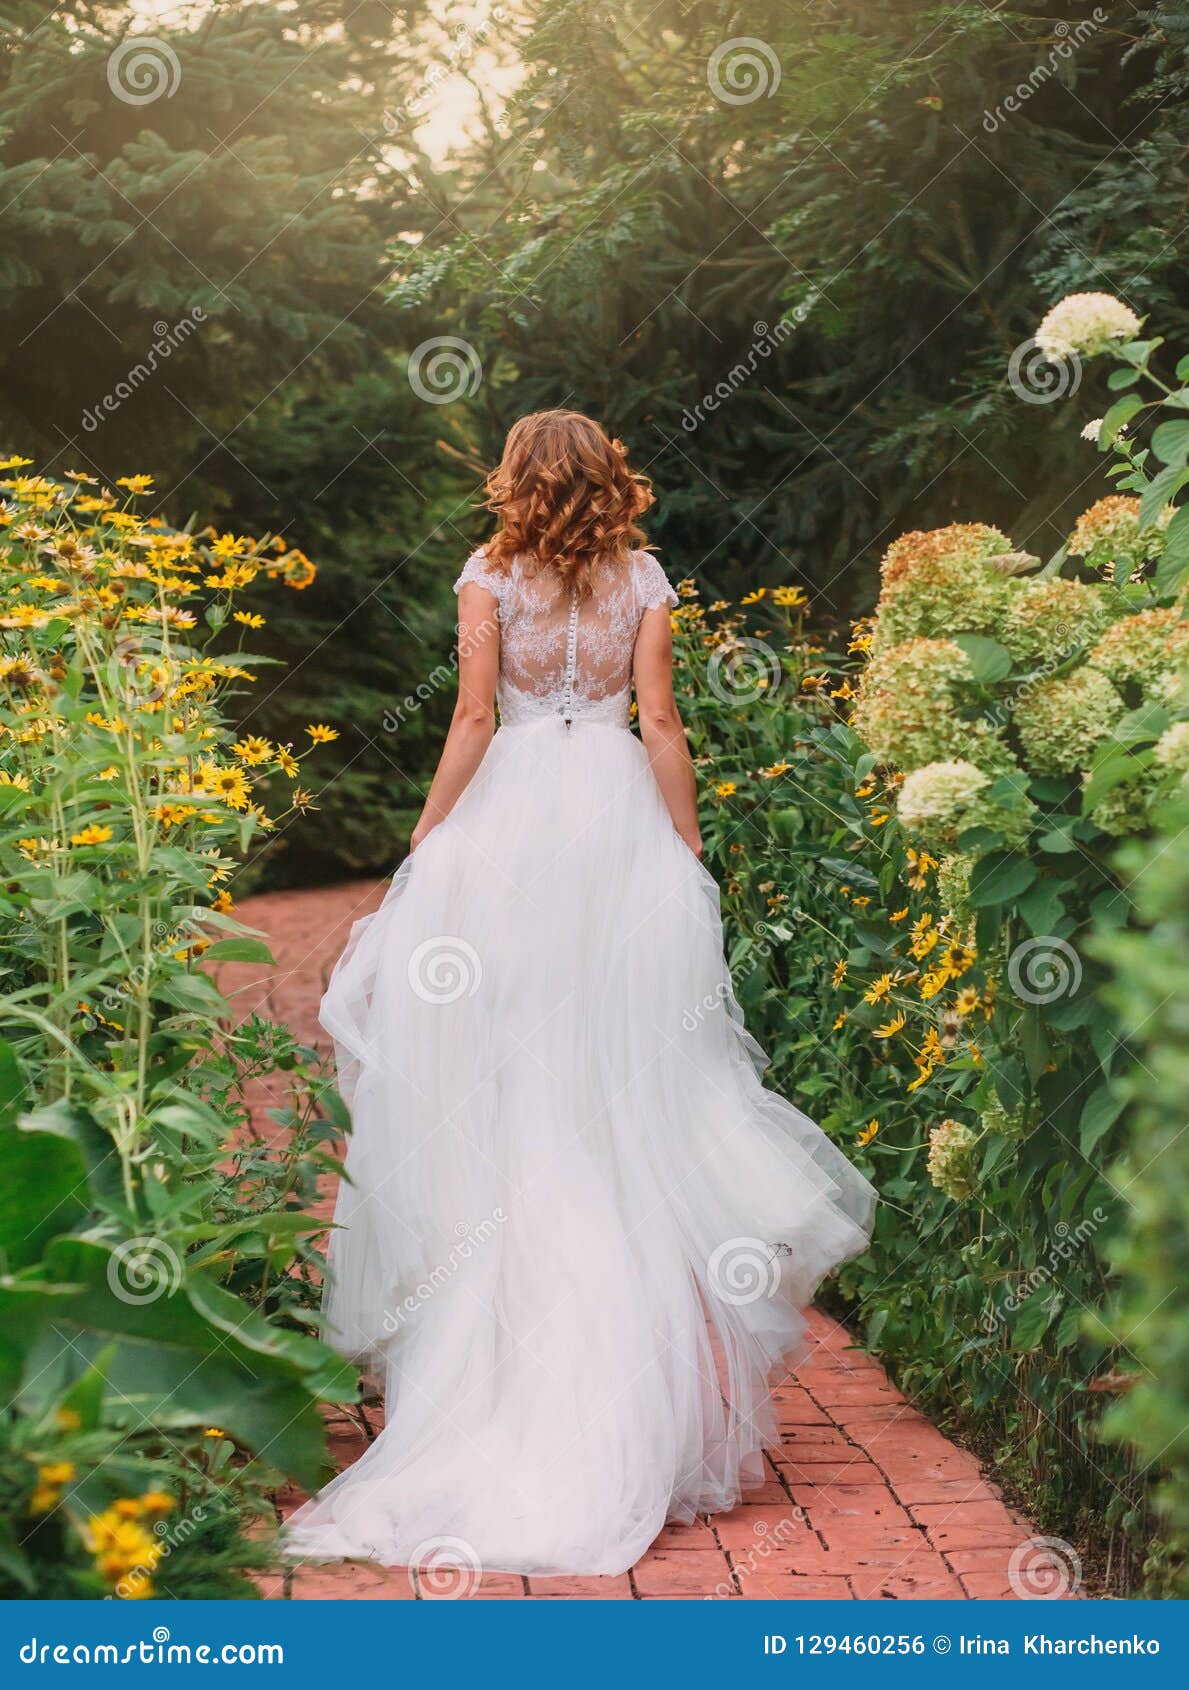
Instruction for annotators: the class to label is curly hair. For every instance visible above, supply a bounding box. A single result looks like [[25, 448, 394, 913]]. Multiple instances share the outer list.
[[483, 410, 654, 597]]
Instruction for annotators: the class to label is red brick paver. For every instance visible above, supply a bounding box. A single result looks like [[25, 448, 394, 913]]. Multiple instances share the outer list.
[[227, 881, 1048, 1602]]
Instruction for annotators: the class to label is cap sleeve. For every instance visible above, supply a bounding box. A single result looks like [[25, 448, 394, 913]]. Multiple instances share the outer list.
[[633, 551, 678, 612], [454, 548, 503, 600]]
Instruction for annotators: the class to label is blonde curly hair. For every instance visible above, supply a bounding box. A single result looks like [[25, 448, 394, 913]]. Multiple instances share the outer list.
[[483, 409, 654, 597]]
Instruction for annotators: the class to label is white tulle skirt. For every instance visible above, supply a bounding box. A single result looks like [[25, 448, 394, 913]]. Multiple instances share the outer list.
[[283, 718, 874, 1575]]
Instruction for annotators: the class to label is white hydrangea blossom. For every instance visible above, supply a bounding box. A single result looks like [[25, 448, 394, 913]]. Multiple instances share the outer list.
[[897, 759, 989, 834], [1154, 721, 1189, 773], [1036, 293, 1142, 361]]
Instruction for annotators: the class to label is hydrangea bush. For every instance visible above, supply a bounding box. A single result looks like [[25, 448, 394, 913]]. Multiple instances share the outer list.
[[680, 296, 1187, 1592]]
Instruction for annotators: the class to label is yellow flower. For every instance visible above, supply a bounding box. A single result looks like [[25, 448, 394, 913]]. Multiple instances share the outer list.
[[196, 762, 251, 810], [863, 973, 894, 1004], [857, 1119, 879, 1147], [38, 1462, 75, 1486], [233, 611, 265, 629], [211, 889, 234, 915], [771, 586, 806, 607], [906, 1065, 935, 1093], [97, 766, 120, 781], [0, 771, 30, 790], [28, 1484, 61, 1515], [740, 587, 768, 604], [855, 781, 876, 799], [831, 960, 848, 987], [70, 825, 112, 846], [832, 1011, 847, 1030], [55, 1408, 81, 1431], [233, 735, 272, 766], [115, 475, 154, 494], [759, 762, 790, 779], [851, 895, 871, 908], [919, 969, 948, 1000], [139, 1491, 174, 1516], [954, 985, 981, 1017], [888, 906, 909, 922], [874, 1011, 906, 1038], [274, 744, 299, 778], [305, 723, 338, 745], [868, 811, 889, 827], [713, 781, 737, 799], [203, 1427, 225, 1438]]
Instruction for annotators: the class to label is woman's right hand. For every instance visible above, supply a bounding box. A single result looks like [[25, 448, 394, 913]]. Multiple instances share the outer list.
[[679, 828, 704, 861]]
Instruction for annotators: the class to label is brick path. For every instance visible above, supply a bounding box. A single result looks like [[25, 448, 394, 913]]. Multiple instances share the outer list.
[[228, 880, 1044, 1602]]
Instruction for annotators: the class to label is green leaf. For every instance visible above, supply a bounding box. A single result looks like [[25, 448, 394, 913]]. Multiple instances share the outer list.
[[1079, 1086, 1126, 1158], [1013, 1289, 1059, 1351], [1151, 418, 1189, 467], [1083, 742, 1154, 813], [1138, 462, 1189, 530], [1155, 505, 1189, 596], [953, 634, 1013, 683], [969, 850, 1037, 908], [1099, 393, 1144, 443], [200, 936, 277, 965], [0, 1127, 89, 1269]]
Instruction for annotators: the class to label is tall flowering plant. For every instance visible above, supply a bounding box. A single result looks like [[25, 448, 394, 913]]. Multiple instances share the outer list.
[[0, 464, 354, 1598]]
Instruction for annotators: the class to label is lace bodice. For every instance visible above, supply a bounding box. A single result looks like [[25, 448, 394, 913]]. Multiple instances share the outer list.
[[454, 547, 677, 727]]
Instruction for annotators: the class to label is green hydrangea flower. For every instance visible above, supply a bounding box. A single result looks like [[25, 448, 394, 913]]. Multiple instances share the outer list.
[[1012, 668, 1124, 774], [980, 1088, 1032, 1141], [1154, 721, 1189, 773], [1087, 608, 1189, 699], [873, 524, 1013, 649], [854, 639, 1010, 770], [897, 759, 1033, 847], [1089, 770, 1157, 837], [999, 578, 1116, 663], [927, 1118, 978, 1200]]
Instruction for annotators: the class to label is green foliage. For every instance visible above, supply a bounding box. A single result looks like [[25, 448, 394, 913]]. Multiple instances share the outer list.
[[394, 0, 1189, 606], [1095, 793, 1189, 1597]]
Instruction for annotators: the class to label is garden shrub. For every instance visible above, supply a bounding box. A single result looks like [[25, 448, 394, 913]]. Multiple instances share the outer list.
[[678, 298, 1188, 1590]]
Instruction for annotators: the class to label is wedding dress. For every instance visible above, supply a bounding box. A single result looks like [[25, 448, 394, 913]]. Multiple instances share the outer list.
[[283, 548, 875, 1576]]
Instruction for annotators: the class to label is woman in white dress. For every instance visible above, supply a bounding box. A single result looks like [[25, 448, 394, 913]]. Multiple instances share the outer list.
[[284, 410, 875, 1577]]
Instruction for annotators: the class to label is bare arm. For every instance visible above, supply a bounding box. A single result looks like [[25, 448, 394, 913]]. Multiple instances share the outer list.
[[409, 582, 499, 851], [633, 605, 702, 859]]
